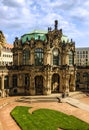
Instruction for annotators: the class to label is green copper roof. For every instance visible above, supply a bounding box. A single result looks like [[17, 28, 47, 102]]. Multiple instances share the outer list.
[[21, 30, 68, 43], [30, 30, 47, 34], [21, 30, 47, 43]]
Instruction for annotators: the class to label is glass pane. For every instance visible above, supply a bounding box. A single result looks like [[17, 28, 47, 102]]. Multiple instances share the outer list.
[[35, 48, 43, 66], [23, 49, 30, 65], [53, 48, 59, 65], [13, 75, 17, 87], [69, 51, 73, 65]]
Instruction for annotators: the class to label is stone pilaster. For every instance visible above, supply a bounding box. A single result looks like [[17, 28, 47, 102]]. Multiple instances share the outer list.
[[65, 51, 69, 65], [44, 51, 47, 65], [69, 74, 76, 91], [29, 75, 35, 95], [9, 74, 12, 88], [18, 74, 22, 87], [18, 52, 22, 65], [47, 51, 51, 65], [1, 75, 5, 97], [30, 50, 34, 65], [43, 73, 51, 95]]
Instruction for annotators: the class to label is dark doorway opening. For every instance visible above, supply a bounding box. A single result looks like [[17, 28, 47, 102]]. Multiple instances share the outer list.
[[35, 76, 43, 95]]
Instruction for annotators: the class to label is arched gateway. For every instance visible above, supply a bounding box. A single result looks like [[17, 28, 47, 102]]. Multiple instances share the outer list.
[[51, 74, 60, 93], [35, 76, 43, 95]]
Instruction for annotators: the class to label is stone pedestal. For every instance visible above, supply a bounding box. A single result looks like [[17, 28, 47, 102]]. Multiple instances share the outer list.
[[43, 88, 51, 95], [29, 87, 35, 95], [1, 75, 5, 97]]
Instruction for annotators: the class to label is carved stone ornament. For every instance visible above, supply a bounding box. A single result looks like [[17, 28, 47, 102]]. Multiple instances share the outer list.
[[0, 31, 6, 46], [53, 38, 59, 46]]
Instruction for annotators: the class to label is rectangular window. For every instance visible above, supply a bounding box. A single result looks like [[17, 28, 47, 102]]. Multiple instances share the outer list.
[[86, 51, 88, 54], [77, 51, 79, 54], [69, 51, 73, 65], [13, 75, 17, 87], [35, 48, 43, 66], [83, 51, 85, 54]]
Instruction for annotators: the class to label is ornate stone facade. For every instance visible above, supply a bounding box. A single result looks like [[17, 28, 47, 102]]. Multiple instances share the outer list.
[[0, 31, 6, 47], [0, 31, 13, 97], [76, 66, 89, 90], [7, 20, 76, 96]]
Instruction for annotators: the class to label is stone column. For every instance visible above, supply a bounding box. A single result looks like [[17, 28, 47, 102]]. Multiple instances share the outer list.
[[47, 51, 51, 65], [9, 74, 12, 88], [65, 51, 69, 65], [29, 75, 35, 95], [1, 75, 5, 97], [30, 50, 34, 65], [43, 73, 51, 95], [18, 74, 22, 87], [44, 51, 47, 65], [18, 52, 22, 65], [61, 52, 64, 65], [65, 74, 70, 96], [70, 74, 76, 91]]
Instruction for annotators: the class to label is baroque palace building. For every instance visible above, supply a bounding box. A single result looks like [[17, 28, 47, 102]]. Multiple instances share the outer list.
[[76, 47, 89, 66], [75, 47, 89, 90], [0, 31, 13, 97], [1, 21, 89, 98], [7, 20, 76, 96]]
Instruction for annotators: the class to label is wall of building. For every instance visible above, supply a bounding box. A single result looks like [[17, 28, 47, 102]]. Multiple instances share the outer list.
[[75, 48, 89, 66], [0, 31, 13, 97], [76, 66, 89, 90], [7, 21, 76, 96]]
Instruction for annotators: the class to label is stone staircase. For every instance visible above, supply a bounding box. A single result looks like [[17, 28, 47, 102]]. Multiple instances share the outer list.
[[69, 91, 88, 99], [16, 95, 59, 103], [15, 91, 88, 103]]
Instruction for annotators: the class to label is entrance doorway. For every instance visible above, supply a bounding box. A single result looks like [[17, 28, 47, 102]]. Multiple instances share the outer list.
[[35, 76, 43, 95], [51, 74, 60, 93], [4, 76, 9, 89]]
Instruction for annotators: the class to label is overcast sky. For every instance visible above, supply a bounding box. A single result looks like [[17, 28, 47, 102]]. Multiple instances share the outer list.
[[0, 0, 89, 47]]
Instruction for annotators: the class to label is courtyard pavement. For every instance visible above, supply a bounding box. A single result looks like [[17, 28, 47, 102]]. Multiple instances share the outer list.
[[0, 92, 89, 130], [64, 97, 89, 112]]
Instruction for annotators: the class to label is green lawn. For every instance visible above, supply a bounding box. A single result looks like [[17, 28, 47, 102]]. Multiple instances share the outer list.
[[11, 106, 89, 130]]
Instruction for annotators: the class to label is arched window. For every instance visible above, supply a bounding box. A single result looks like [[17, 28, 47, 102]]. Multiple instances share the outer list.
[[12, 75, 17, 88], [83, 72, 88, 77], [0, 77, 1, 89], [35, 75, 43, 94], [24, 74, 29, 90], [23, 49, 30, 65], [35, 48, 43, 66], [69, 51, 73, 65], [52, 48, 60, 65], [83, 72, 88, 82], [4, 76, 9, 89], [76, 73, 80, 82]]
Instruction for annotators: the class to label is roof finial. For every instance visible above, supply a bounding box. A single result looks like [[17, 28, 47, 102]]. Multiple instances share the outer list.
[[55, 20, 58, 30], [48, 27, 52, 32]]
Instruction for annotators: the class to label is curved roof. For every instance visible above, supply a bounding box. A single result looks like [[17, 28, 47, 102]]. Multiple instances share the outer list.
[[21, 30, 47, 43], [21, 30, 68, 43]]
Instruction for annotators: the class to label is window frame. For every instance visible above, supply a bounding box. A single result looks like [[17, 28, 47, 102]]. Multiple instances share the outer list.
[[23, 48, 30, 65], [52, 48, 60, 66], [35, 48, 44, 66]]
